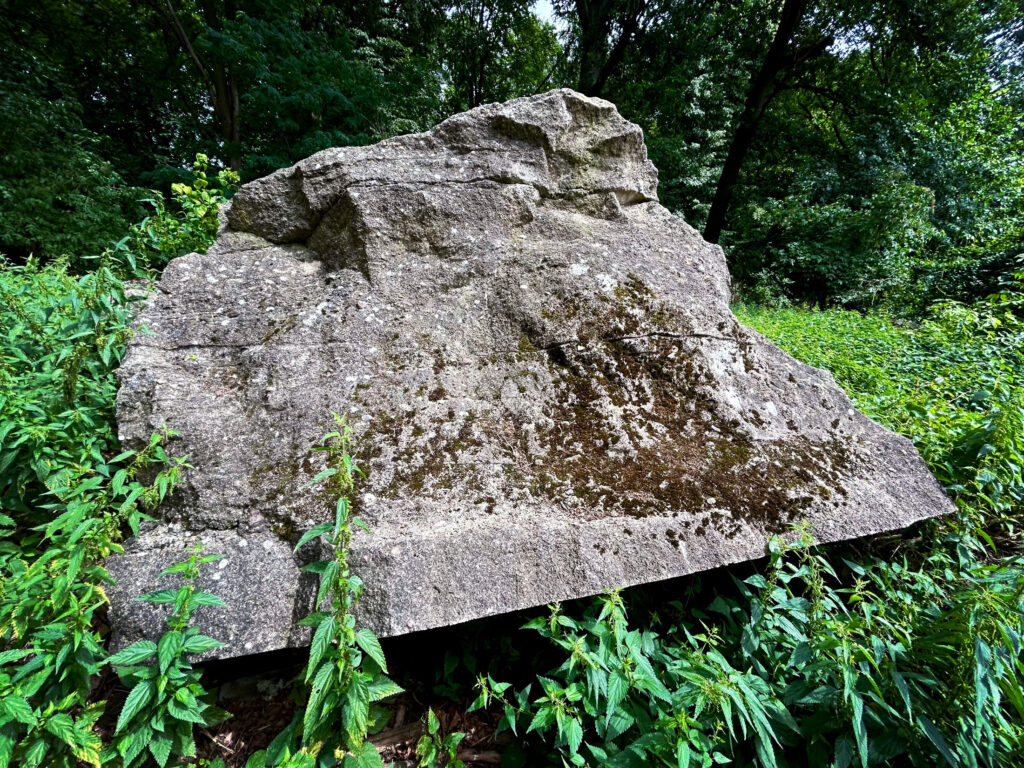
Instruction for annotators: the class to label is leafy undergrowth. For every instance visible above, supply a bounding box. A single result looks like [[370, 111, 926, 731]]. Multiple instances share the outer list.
[[468, 295, 1024, 768], [2, 166, 1023, 768]]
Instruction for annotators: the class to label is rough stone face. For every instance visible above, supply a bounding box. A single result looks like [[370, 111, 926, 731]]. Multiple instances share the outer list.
[[109, 89, 953, 659]]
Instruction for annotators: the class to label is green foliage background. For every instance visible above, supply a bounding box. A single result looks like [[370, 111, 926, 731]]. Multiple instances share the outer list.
[[1, 1, 1024, 766]]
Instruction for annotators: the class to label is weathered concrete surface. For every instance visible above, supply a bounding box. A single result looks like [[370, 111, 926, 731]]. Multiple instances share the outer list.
[[108, 89, 953, 659]]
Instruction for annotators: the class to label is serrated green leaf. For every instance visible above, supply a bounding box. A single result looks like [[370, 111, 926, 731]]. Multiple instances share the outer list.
[[349, 740, 384, 768], [157, 631, 182, 674], [0, 695, 36, 726], [181, 634, 223, 654], [149, 734, 173, 768], [355, 628, 387, 673], [22, 737, 48, 768], [308, 615, 336, 681], [43, 713, 77, 745], [167, 698, 207, 724], [136, 589, 176, 604], [190, 591, 227, 607], [343, 674, 371, 745], [107, 640, 158, 666], [565, 717, 583, 755], [367, 676, 404, 702], [916, 714, 957, 766], [0, 732, 13, 768], [116, 681, 154, 733], [303, 662, 334, 742], [294, 522, 333, 552]]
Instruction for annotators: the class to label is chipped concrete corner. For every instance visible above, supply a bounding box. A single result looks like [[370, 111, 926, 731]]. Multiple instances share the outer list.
[[107, 89, 954, 660]]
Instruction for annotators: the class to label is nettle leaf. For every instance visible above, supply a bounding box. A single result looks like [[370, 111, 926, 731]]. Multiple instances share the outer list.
[[0, 732, 13, 768], [916, 714, 957, 766], [348, 740, 385, 768], [0, 649, 34, 666], [137, 589, 176, 604], [23, 737, 48, 768], [527, 705, 556, 734], [149, 734, 173, 768], [343, 674, 371, 745], [294, 522, 333, 552], [308, 615, 336, 680], [168, 697, 207, 725], [108, 640, 157, 666], [116, 681, 154, 733], [367, 676, 404, 702], [303, 662, 335, 741], [42, 713, 77, 745], [355, 629, 387, 673], [565, 717, 584, 755], [181, 634, 223, 655], [606, 669, 628, 723], [296, 611, 331, 627], [851, 692, 868, 768], [0, 694, 37, 726], [266, 714, 300, 765], [157, 631, 183, 674], [189, 591, 227, 608]]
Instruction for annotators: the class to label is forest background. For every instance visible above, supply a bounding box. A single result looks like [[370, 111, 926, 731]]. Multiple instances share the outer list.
[[4, 0, 1023, 311], [3, 2, 1024, 768]]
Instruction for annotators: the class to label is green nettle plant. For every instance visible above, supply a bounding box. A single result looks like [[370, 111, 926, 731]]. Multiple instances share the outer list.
[[0, 153, 226, 768], [0, 432, 185, 768], [474, 587, 784, 768], [103, 546, 230, 768], [246, 417, 403, 768], [124, 154, 237, 272], [415, 708, 466, 768], [476, 528, 1024, 768]]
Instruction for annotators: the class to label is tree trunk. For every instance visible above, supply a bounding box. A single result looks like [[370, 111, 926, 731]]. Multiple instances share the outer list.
[[575, 0, 609, 95], [162, 0, 243, 170], [703, 0, 810, 244], [575, 0, 647, 97]]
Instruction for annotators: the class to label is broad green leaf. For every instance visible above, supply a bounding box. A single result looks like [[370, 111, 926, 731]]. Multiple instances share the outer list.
[[107, 640, 157, 666], [181, 634, 223, 654], [136, 589, 176, 604], [42, 713, 77, 745], [157, 631, 182, 674], [167, 698, 207, 724], [0, 695, 36, 726], [308, 614, 336, 681], [189, 591, 227, 607], [149, 734, 173, 768], [367, 676, 404, 702], [565, 717, 584, 755], [348, 740, 384, 768], [294, 522, 332, 551], [22, 737, 48, 768], [355, 628, 387, 673], [116, 681, 154, 733], [916, 714, 957, 767], [343, 674, 371, 745], [677, 739, 690, 768]]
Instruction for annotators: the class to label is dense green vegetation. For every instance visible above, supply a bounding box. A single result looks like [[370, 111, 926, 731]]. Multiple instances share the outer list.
[[480, 295, 1024, 766], [2, 1, 1023, 767], [4, 0, 1022, 307]]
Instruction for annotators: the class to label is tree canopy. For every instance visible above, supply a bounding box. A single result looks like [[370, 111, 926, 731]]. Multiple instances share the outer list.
[[2, 0, 1022, 309]]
